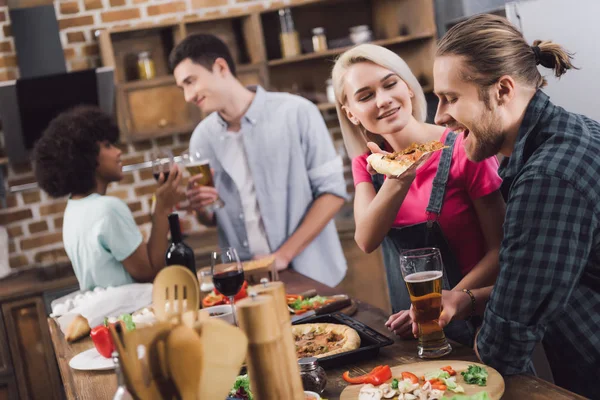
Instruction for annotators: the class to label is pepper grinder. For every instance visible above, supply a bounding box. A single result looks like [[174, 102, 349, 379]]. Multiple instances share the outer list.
[[236, 293, 303, 400], [253, 280, 305, 400]]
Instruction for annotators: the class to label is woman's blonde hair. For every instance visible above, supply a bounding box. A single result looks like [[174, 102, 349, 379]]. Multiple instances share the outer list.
[[331, 44, 427, 159]]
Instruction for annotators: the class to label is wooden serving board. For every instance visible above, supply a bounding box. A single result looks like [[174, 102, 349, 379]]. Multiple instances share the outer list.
[[340, 360, 504, 400]]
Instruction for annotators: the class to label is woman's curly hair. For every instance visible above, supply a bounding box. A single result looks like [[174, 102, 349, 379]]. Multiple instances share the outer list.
[[33, 106, 119, 198]]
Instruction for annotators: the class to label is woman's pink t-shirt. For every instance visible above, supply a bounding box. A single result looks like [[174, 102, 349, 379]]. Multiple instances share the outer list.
[[352, 129, 502, 275]]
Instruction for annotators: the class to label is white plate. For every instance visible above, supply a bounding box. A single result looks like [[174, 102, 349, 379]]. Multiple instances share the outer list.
[[69, 348, 115, 371]]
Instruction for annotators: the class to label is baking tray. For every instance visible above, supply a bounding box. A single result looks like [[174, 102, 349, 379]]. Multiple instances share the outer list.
[[292, 312, 394, 369]]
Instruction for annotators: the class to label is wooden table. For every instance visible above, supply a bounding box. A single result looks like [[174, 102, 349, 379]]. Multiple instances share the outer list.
[[48, 270, 583, 400]]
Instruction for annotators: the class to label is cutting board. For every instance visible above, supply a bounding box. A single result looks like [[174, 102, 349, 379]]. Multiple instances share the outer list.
[[340, 360, 504, 400]]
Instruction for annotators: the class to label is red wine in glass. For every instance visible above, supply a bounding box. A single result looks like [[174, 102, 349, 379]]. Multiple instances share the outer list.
[[153, 171, 170, 181], [213, 270, 245, 297], [211, 247, 243, 325]]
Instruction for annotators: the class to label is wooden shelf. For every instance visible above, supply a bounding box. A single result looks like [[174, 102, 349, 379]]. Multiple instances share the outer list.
[[237, 62, 264, 73], [267, 32, 435, 67]]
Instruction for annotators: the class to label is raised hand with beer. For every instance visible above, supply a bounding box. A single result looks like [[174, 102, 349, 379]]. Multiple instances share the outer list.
[[182, 150, 224, 217], [399, 248, 452, 359]]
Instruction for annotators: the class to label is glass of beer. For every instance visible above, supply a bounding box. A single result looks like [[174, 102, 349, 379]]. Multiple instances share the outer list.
[[400, 248, 452, 358], [181, 150, 224, 212]]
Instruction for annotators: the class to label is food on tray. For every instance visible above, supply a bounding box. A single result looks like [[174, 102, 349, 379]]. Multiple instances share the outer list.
[[460, 365, 488, 387], [366, 140, 447, 177], [293, 323, 360, 358], [345, 364, 494, 400], [65, 314, 91, 342], [287, 294, 337, 315], [202, 280, 249, 308]]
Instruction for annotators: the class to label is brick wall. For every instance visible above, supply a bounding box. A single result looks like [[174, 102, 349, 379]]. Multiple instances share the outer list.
[[0, 0, 259, 269], [0, 0, 353, 270]]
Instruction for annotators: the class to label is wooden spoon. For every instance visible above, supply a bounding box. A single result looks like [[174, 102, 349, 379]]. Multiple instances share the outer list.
[[153, 266, 200, 323]]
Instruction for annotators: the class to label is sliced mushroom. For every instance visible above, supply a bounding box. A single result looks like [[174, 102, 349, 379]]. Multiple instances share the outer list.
[[428, 389, 445, 400], [358, 384, 384, 400], [379, 383, 397, 399]]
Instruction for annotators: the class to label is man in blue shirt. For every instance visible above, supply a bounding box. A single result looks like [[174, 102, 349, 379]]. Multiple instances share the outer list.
[[424, 14, 600, 397], [170, 34, 347, 287]]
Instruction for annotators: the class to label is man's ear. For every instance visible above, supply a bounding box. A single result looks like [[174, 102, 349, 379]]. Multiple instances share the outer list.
[[212, 57, 231, 76], [495, 75, 516, 106], [342, 104, 361, 126]]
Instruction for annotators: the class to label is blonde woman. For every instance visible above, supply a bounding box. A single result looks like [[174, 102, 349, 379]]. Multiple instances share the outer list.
[[331, 44, 505, 345]]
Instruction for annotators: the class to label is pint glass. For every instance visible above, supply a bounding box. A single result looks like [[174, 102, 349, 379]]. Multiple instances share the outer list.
[[399, 248, 452, 358]]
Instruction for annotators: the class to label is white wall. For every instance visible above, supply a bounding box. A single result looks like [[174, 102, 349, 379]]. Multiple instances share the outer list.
[[507, 0, 600, 121]]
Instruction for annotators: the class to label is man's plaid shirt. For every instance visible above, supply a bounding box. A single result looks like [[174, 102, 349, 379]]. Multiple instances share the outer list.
[[477, 90, 600, 397]]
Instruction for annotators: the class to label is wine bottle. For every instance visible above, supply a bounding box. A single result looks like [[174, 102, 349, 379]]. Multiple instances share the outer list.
[[165, 213, 197, 278]]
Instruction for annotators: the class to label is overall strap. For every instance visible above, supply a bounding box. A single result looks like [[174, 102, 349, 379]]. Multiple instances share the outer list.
[[426, 131, 457, 217]]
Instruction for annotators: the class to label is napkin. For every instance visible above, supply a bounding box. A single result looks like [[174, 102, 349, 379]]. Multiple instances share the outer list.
[[56, 283, 153, 334]]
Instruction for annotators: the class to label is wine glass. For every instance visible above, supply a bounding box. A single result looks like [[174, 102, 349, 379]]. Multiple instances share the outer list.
[[399, 247, 452, 358], [180, 149, 224, 212], [151, 148, 173, 182], [211, 247, 244, 325]]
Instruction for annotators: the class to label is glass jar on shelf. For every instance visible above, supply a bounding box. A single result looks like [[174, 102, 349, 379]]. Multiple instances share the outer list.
[[311, 27, 328, 52], [278, 8, 301, 58], [137, 51, 156, 80]]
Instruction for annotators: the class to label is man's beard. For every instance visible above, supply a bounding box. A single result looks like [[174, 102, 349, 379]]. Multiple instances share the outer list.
[[466, 113, 504, 162]]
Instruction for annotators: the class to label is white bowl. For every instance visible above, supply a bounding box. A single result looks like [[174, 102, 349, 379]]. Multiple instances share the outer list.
[[205, 304, 235, 325]]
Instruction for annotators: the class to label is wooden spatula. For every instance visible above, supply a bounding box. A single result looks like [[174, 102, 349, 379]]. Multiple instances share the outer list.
[[197, 318, 248, 399], [153, 266, 200, 323], [166, 325, 203, 400], [109, 322, 177, 400]]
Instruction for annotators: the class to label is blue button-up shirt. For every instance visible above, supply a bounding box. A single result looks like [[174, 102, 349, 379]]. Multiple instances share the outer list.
[[477, 90, 600, 398], [189, 86, 348, 287]]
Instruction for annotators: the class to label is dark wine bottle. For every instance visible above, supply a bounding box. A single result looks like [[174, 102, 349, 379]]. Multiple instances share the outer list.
[[165, 213, 197, 278]]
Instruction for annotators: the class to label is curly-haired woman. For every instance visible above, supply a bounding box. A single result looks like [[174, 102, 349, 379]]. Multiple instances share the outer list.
[[34, 106, 181, 290]]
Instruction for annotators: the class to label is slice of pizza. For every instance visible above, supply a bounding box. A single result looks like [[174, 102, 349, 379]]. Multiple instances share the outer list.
[[292, 323, 361, 358], [367, 140, 448, 177]]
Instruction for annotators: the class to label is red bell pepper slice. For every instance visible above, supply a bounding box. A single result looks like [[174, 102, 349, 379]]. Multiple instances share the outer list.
[[401, 371, 419, 384], [342, 365, 392, 385], [441, 365, 457, 376], [202, 293, 226, 308], [90, 325, 114, 358]]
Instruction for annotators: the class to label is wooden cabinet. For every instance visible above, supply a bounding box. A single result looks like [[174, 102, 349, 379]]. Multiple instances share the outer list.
[[0, 376, 18, 400], [116, 76, 202, 141], [1, 297, 62, 400], [99, 0, 436, 141]]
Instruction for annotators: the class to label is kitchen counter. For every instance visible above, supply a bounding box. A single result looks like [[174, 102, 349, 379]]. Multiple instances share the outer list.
[[47, 270, 582, 400]]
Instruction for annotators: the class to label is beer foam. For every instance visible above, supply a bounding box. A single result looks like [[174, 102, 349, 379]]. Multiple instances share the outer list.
[[404, 270, 443, 283]]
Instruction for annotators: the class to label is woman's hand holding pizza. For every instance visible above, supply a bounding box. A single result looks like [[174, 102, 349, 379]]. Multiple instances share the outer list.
[[366, 140, 442, 180]]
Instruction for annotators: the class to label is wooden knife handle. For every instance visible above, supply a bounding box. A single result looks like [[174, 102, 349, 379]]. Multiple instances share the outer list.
[[316, 297, 352, 315], [298, 289, 318, 298]]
